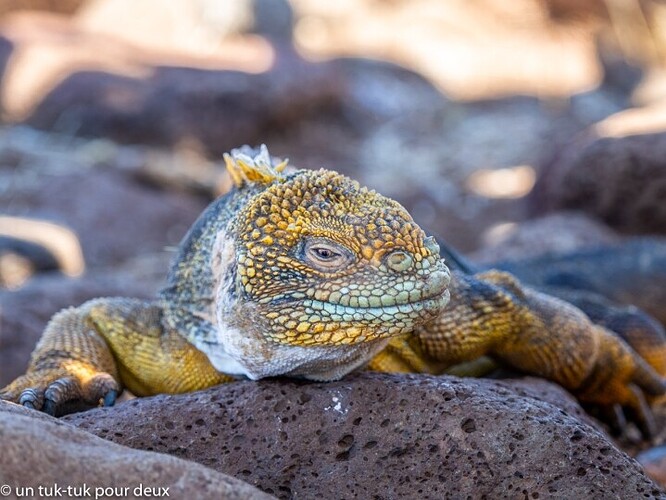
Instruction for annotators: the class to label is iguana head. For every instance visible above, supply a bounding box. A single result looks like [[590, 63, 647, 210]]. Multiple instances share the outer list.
[[225, 146, 451, 349]]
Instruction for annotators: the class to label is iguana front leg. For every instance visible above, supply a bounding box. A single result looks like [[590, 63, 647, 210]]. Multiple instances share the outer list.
[[0, 298, 232, 415], [373, 270, 666, 437]]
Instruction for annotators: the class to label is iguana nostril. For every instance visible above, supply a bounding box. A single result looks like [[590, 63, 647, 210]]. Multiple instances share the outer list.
[[424, 236, 440, 256], [386, 251, 413, 272]]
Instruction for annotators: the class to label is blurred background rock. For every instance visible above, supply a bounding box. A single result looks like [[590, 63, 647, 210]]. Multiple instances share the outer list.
[[1, 0, 666, 388]]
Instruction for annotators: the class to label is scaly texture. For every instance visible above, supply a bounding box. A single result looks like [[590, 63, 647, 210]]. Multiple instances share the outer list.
[[367, 270, 665, 437], [1, 145, 664, 436], [233, 168, 448, 345]]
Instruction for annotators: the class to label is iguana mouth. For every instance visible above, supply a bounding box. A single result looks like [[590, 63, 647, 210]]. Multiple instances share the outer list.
[[297, 263, 452, 313], [257, 284, 450, 347], [302, 290, 449, 317]]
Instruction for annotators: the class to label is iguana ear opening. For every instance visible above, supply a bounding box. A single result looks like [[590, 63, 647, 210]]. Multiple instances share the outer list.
[[224, 144, 288, 188]]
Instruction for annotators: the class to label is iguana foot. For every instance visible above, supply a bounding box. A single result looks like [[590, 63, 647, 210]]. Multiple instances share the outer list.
[[0, 366, 120, 416], [0, 301, 124, 416], [573, 333, 666, 440], [588, 391, 657, 440], [1, 298, 236, 416]]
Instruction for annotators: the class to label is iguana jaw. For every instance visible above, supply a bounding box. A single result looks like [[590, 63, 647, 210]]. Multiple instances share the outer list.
[[204, 316, 393, 381], [202, 270, 450, 381], [192, 232, 449, 381], [251, 258, 451, 346]]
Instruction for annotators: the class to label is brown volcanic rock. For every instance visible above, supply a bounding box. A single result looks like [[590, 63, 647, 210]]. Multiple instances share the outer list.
[[64, 373, 664, 499], [488, 238, 666, 326], [24, 59, 342, 156], [469, 211, 619, 265], [532, 132, 666, 235], [2, 167, 206, 269], [0, 401, 274, 499]]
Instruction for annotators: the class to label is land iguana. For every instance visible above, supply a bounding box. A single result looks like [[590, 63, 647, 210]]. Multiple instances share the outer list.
[[2, 146, 665, 437]]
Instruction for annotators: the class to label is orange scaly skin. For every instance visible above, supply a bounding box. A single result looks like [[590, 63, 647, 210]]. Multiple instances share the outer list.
[[369, 270, 665, 435], [1, 145, 664, 436]]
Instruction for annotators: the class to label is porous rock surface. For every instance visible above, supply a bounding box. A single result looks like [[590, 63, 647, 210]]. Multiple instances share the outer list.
[[0, 401, 274, 500], [64, 372, 665, 499]]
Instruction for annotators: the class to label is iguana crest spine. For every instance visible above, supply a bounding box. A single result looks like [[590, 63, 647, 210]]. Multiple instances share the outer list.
[[224, 144, 288, 188]]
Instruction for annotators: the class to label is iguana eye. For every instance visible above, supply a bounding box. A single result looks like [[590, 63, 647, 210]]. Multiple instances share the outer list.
[[303, 239, 353, 271], [313, 247, 336, 259]]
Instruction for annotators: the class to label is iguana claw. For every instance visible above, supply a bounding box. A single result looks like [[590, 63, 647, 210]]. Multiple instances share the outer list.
[[625, 386, 658, 439], [2, 367, 121, 416], [103, 389, 118, 407], [18, 388, 42, 411]]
